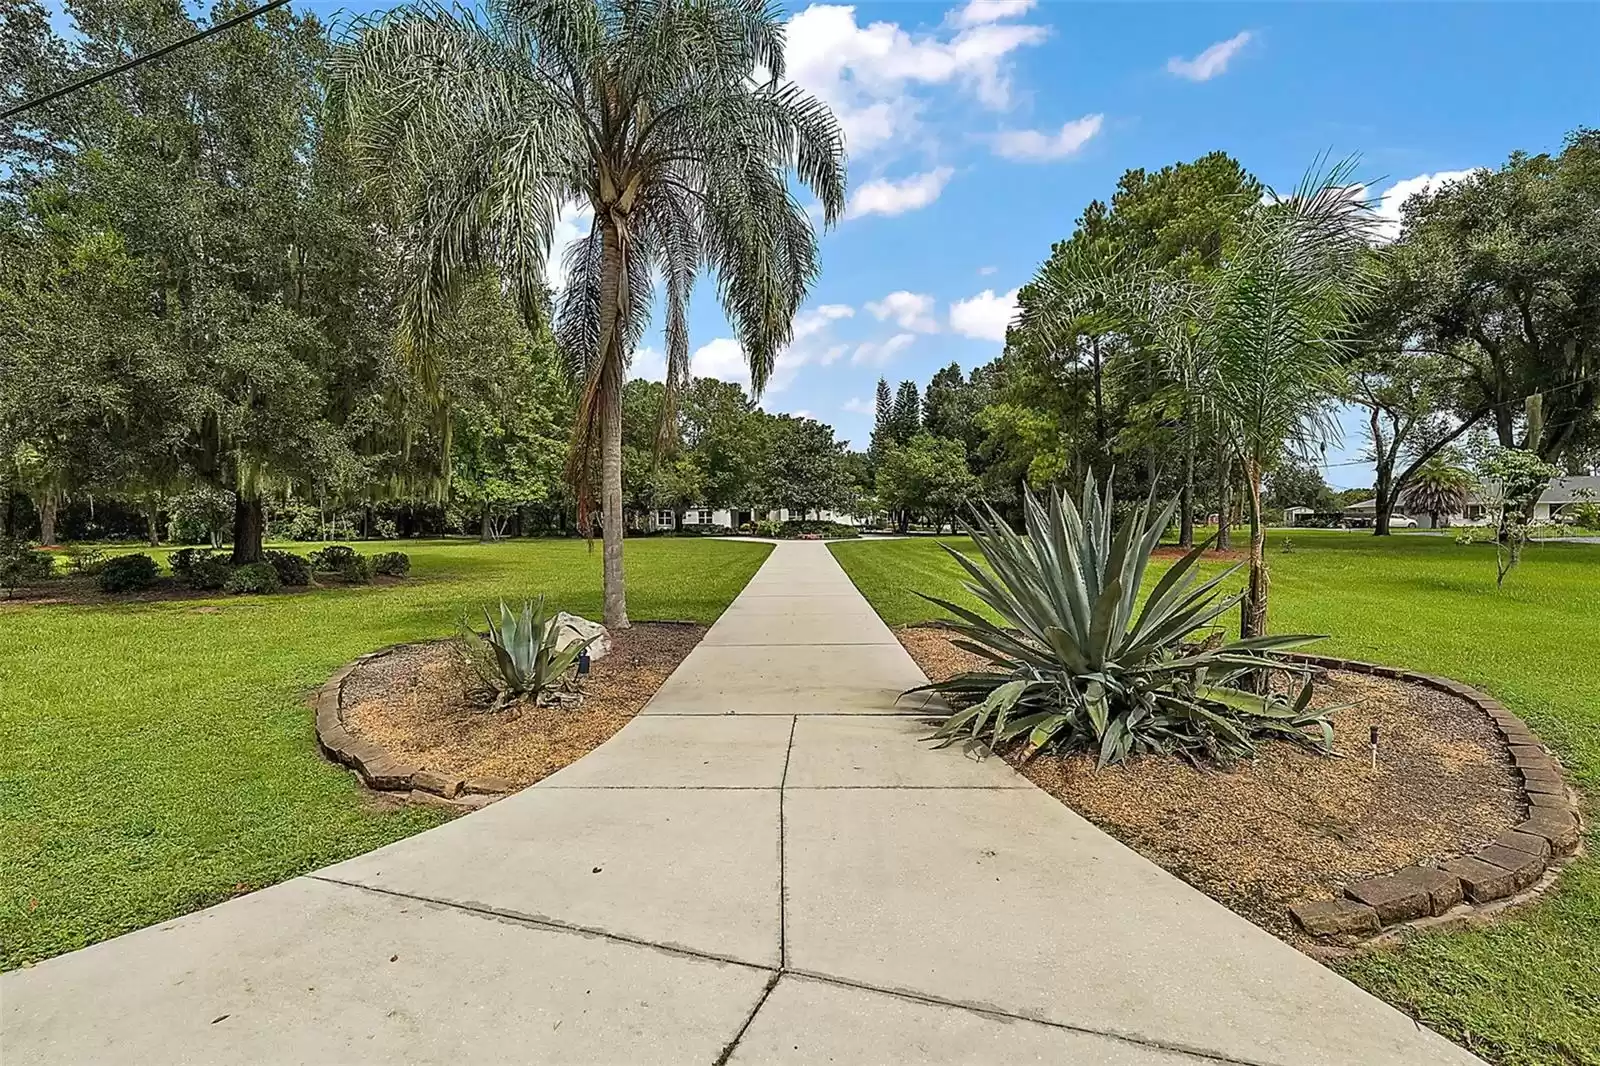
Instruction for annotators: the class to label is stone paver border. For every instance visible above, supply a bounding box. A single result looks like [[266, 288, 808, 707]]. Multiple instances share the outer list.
[[1280, 653, 1583, 942], [314, 642, 513, 810]]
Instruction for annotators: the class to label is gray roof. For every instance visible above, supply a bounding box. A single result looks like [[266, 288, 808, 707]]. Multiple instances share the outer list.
[[1342, 474, 1600, 513], [1542, 475, 1600, 503]]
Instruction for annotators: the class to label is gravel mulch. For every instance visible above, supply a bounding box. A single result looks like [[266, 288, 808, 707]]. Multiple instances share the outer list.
[[897, 624, 1523, 939], [340, 622, 705, 786]]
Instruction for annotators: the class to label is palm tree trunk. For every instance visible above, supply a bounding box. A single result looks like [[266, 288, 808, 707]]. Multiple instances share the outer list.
[[1242, 459, 1269, 640], [1179, 418, 1195, 548], [598, 214, 630, 629]]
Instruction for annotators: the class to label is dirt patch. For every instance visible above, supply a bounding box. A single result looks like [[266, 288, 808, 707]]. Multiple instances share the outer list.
[[897, 624, 1523, 939], [340, 623, 705, 786]]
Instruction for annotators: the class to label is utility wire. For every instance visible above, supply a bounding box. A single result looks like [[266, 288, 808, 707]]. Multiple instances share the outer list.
[[1, 0, 294, 123]]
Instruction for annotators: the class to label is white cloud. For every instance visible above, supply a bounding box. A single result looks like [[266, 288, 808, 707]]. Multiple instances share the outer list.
[[992, 113, 1103, 162], [852, 333, 916, 366], [843, 396, 876, 415], [629, 345, 666, 382], [846, 167, 954, 219], [784, 4, 1048, 154], [796, 304, 855, 340], [545, 202, 594, 290], [683, 302, 857, 394], [951, 0, 1035, 28], [689, 337, 750, 384], [865, 291, 940, 332], [1371, 170, 1478, 241], [949, 287, 1019, 342], [1166, 31, 1252, 82], [977, 264, 998, 276]]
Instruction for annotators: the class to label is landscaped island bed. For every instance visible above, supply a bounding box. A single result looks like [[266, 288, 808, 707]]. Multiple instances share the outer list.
[[901, 624, 1526, 937], [831, 530, 1598, 1066], [336, 624, 705, 790]]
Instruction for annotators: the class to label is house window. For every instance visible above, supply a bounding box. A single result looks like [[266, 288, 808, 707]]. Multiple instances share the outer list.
[[696, 508, 714, 525], [656, 510, 675, 529]]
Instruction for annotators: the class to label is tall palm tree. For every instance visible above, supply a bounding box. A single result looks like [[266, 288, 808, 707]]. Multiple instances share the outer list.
[[1401, 453, 1475, 528], [331, 0, 847, 627]]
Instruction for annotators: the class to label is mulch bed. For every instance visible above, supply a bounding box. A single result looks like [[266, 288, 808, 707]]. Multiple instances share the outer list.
[[339, 622, 705, 787], [897, 625, 1523, 939]]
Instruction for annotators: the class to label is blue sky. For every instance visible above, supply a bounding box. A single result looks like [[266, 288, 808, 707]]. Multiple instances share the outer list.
[[606, 0, 1596, 486]]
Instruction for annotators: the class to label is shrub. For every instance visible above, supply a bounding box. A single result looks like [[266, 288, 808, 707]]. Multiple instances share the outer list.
[[916, 475, 1334, 767], [166, 485, 235, 546], [61, 543, 108, 575], [370, 550, 410, 577], [778, 519, 859, 539], [263, 549, 313, 587], [755, 519, 783, 537], [1563, 501, 1600, 531], [98, 553, 160, 593], [459, 596, 594, 710], [309, 544, 359, 571], [373, 517, 399, 540], [337, 554, 374, 584], [0, 538, 55, 596], [267, 502, 321, 542], [176, 549, 233, 590], [224, 561, 281, 595]]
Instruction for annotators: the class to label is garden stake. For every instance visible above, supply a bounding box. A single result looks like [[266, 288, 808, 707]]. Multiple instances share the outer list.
[[1369, 725, 1379, 771]]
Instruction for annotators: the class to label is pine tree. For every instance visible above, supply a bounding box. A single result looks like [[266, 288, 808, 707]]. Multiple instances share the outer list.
[[869, 377, 893, 458], [891, 381, 921, 444]]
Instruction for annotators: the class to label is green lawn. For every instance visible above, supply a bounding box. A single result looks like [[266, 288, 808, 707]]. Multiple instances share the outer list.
[[0, 537, 770, 971], [830, 530, 1599, 1066]]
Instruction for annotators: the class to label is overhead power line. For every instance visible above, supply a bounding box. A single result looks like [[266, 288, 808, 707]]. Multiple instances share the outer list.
[[1, 0, 294, 123]]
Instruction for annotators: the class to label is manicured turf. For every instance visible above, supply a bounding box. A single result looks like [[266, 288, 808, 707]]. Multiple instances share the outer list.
[[830, 530, 1599, 1066], [0, 537, 770, 971]]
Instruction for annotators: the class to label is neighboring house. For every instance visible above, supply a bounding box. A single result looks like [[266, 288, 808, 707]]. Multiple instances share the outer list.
[[648, 507, 865, 532], [1341, 474, 1600, 528]]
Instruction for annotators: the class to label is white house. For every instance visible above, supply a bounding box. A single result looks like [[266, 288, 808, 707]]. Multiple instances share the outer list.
[[648, 506, 866, 532], [1341, 474, 1600, 528]]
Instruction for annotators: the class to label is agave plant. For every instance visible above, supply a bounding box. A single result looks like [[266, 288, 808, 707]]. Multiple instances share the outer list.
[[916, 475, 1335, 767], [460, 597, 595, 711]]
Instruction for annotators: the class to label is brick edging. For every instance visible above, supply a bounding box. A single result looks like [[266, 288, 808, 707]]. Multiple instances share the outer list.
[[1279, 653, 1583, 941], [314, 643, 516, 809]]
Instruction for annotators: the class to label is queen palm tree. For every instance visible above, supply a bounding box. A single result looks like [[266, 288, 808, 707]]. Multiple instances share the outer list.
[[331, 0, 847, 627], [1401, 453, 1475, 528], [1203, 164, 1381, 637]]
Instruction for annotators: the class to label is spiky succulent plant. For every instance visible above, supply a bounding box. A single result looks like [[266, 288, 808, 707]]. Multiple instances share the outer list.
[[461, 596, 594, 711], [916, 475, 1335, 767]]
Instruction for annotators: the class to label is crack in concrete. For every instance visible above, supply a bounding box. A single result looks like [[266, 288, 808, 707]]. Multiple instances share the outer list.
[[311, 873, 1261, 1066]]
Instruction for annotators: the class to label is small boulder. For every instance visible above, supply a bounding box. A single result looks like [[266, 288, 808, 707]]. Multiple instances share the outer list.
[[550, 611, 611, 663]]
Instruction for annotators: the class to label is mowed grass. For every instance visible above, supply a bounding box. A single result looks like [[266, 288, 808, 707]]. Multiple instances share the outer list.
[[0, 537, 770, 971], [830, 530, 1600, 1066]]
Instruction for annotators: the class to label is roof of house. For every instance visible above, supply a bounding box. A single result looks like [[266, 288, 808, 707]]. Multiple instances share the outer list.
[[1342, 474, 1600, 513]]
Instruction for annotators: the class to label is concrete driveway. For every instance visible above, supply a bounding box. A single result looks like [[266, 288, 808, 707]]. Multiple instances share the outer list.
[[2, 541, 1482, 1065]]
